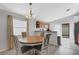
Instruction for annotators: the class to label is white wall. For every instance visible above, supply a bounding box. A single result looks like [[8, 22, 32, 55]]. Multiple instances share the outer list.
[[69, 22, 74, 40], [50, 23, 61, 36], [0, 10, 8, 50], [28, 18, 36, 36], [50, 15, 79, 40], [0, 9, 25, 50]]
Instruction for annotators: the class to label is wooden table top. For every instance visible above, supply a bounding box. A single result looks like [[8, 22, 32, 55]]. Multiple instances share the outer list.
[[27, 36, 44, 44]]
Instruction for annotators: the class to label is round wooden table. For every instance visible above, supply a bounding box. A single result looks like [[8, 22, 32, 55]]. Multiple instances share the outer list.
[[19, 36, 44, 46]]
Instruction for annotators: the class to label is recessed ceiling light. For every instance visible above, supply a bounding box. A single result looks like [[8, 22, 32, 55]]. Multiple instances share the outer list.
[[66, 9, 70, 12]]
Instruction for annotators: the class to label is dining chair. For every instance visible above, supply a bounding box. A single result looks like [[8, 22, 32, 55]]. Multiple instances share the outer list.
[[12, 35, 34, 55], [21, 32, 27, 38], [34, 33, 51, 55]]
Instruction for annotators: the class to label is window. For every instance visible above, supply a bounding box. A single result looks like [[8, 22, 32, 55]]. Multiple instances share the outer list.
[[13, 18, 27, 35], [62, 23, 70, 38]]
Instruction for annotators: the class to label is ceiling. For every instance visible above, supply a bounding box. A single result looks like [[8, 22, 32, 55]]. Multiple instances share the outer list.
[[0, 3, 79, 22]]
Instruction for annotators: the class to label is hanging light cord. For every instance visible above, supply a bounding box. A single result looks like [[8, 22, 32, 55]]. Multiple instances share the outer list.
[[29, 3, 32, 18]]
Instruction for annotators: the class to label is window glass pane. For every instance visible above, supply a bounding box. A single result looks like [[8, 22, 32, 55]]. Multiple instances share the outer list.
[[13, 19, 26, 27], [13, 28, 26, 35], [13, 18, 27, 35], [62, 24, 69, 38]]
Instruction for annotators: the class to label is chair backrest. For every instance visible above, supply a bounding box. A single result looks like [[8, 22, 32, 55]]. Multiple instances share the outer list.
[[12, 35, 22, 54], [41, 33, 51, 50], [49, 32, 57, 46], [21, 32, 27, 38]]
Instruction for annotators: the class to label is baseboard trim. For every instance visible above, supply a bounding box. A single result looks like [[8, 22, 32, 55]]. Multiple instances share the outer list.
[[0, 48, 9, 52]]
